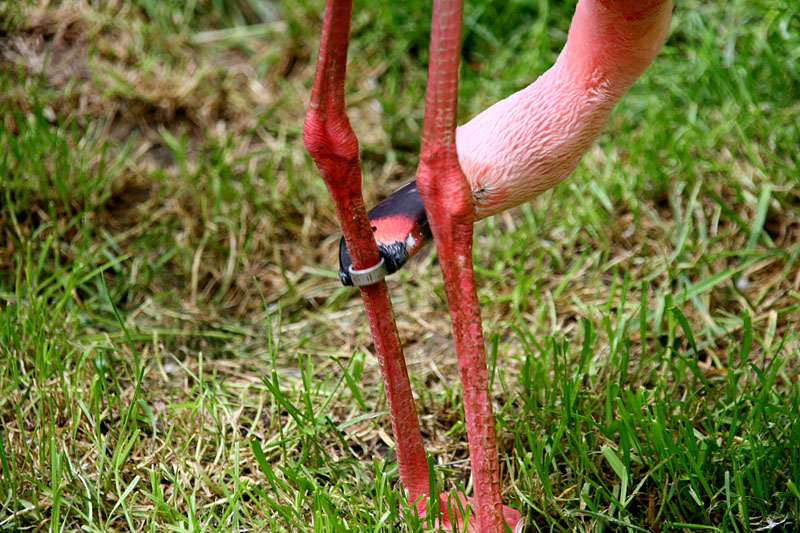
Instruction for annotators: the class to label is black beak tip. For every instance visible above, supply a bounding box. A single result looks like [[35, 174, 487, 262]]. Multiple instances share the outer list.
[[338, 237, 409, 287], [338, 237, 355, 286]]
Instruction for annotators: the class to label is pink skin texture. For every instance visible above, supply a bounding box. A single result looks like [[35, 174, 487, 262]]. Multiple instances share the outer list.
[[458, 0, 673, 221]]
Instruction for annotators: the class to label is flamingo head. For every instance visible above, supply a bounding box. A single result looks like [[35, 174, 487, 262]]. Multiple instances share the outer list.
[[338, 179, 431, 285]]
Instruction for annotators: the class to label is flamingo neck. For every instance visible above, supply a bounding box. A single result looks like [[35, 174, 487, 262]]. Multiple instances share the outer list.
[[456, 0, 673, 220], [561, 0, 674, 94]]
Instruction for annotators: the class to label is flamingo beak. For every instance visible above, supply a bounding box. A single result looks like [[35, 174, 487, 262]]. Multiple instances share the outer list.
[[338, 179, 431, 286]]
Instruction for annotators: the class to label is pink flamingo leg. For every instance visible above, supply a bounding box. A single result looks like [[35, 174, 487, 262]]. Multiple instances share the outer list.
[[302, 0, 430, 506], [415, 1, 521, 531]]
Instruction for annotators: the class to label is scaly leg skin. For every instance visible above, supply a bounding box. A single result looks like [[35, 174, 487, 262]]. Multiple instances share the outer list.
[[302, 0, 430, 509], [414, 1, 521, 532]]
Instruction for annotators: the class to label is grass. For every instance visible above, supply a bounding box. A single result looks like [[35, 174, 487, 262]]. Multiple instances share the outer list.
[[1, 0, 798, 531]]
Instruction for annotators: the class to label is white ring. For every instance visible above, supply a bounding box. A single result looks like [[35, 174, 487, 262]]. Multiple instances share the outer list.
[[348, 257, 388, 286]]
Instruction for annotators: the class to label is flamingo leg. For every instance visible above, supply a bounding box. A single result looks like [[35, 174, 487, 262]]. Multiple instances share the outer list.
[[415, 1, 521, 531], [303, 0, 430, 507]]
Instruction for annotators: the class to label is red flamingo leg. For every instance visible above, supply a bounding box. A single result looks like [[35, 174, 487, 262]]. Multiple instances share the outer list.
[[302, 0, 430, 507], [415, 1, 521, 531]]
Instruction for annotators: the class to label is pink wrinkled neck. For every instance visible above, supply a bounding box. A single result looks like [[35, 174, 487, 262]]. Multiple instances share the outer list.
[[456, 0, 673, 220]]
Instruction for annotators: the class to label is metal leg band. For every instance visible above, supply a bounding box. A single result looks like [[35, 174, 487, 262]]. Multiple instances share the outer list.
[[348, 257, 388, 286]]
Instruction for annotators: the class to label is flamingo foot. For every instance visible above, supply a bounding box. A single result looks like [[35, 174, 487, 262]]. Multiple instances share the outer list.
[[418, 493, 523, 533]]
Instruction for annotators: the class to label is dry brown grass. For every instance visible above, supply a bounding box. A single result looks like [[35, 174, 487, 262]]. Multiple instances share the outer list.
[[2, 1, 799, 530]]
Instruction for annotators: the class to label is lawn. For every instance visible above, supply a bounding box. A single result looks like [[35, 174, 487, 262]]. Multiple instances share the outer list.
[[1, 0, 799, 531]]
